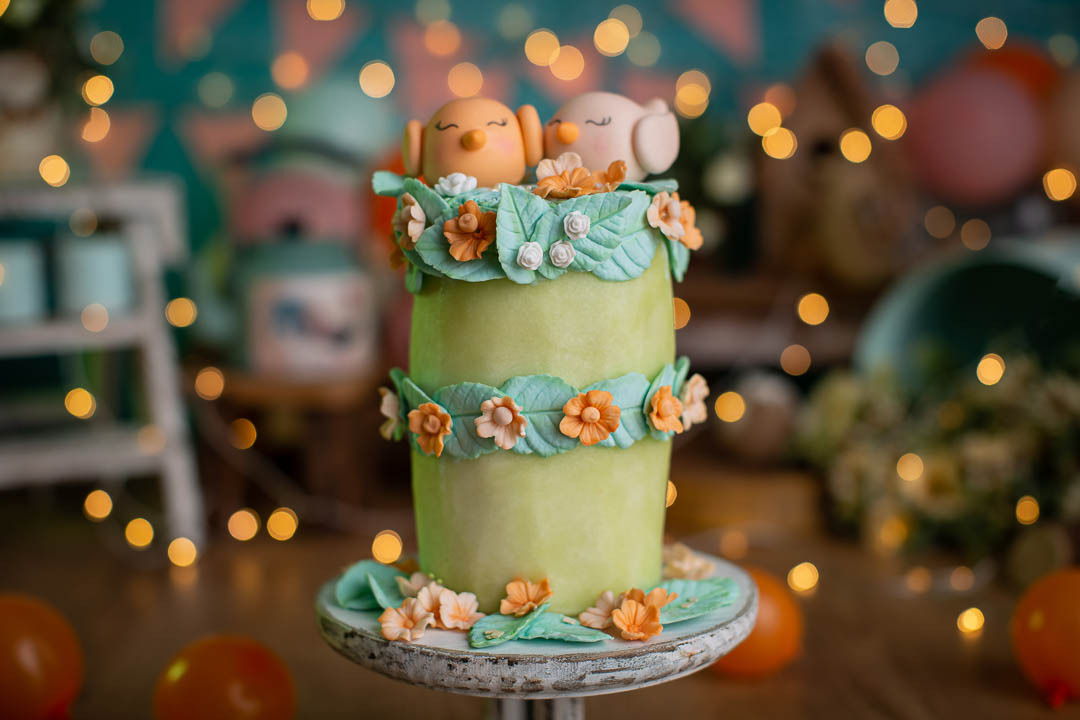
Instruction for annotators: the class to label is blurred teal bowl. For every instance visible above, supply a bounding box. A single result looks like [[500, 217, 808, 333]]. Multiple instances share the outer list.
[[55, 233, 134, 317]]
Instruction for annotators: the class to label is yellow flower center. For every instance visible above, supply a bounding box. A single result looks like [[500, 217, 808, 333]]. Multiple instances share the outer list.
[[458, 213, 478, 233], [493, 406, 514, 426], [422, 414, 443, 434], [582, 406, 601, 423]]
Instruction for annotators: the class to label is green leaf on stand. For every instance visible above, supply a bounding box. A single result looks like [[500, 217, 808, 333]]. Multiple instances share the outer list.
[[519, 613, 610, 642], [334, 561, 407, 611], [499, 375, 580, 456], [584, 372, 651, 447], [367, 571, 406, 610], [373, 171, 406, 197], [592, 229, 658, 282], [468, 604, 549, 648], [496, 184, 558, 284], [617, 178, 679, 195], [652, 577, 739, 624], [434, 382, 503, 458]]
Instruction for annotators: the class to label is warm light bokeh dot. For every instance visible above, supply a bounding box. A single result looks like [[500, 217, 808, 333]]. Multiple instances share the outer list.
[[672, 297, 690, 329], [83, 489, 113, 521], [839, 128, 872, 163], [228, 509, 260, 541], [950, 566, 975, 592], [125, 517, 154, 548], [372, 529, 403, 564], [905, 566, 932, 594], [884, 0, 918, 28], [610, 5, 643, 37], [1042, 168, 1076, 201], [677, 69, 711, 95], [627, 32, 661, 67], [271, 52, 309, 89], [267, 507, 298, 541], [797, 292, 829, 325], [896, 452, 924, 481], [82, 107, 110, 142], [424, 20, 461, 56], [976, 17, 1008, 50], [448, 62, 483, 97], [194, 366, 225, 401], [780, 344, 811, 376], [594, 18, 630, 57], [229, 418, 257, 450], [39, 155, 71, 187], [415, 0, 450, 24], [359, 61, 395, 98], [0, 0, 8, 17], [957, 607, 985, 634], [788, 561, 819, 593], [90, 30, 124, 65], [81, 303, 109, 332], [137, 425, 166, 454], [1016, 495, 1040, 525], [251, 93, 287, 131], [550, 45, 584, 81], [82, 74, 114, 105], [65, 387, 95, 419], [524, 30, 560, 66], [871, 104, 907, 140], [764, 83, 796, 117], [165, 297, 198, 327], [665, 481, 677, 507], [746, 102, 781, 136], [762, 127, 797, 159], [924, 206, 955, 238], [960, 219, 991, 251], [866, 41, 900, 75], [1048, 34, 1078, 67], [714, 392, 746, 422], [307, 0, 344, 21], [168, 537, 198, 567], [976, 353, 1005, 385], [877, 516, 908, 551], [720, 529, 749, 559]]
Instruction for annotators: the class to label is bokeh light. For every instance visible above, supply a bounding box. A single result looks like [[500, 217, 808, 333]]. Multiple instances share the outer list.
[[137, 425, 166, 454], [665, 481, 677, 508], [763, 83, 796, 117], [65, 388, 95, 419], [1015, 495, 1040, 525], [672, 297, 691, 329], [70, 207, 97, 236], [39, 155, 70, 187], [871, 104, 907, 140], [720, 529, 749, 559], [251, 93, 287, 131], [125, 518, 154, 549], [976, 353, 1005, 385], [714, 391, 746, 422], [884, 0, 917, 28], [165, 297, 197, 327], [229, 418, 257, 450], [839, 128, 872, 163], [761, 127, 797, 159], [610, 5, 643, 37], [950, 566, 975, 592], [228, 509, 260, 541], [788, 561, 819, 592], [877, 516, 908, 551], [550, 45, 584, 81], [676, 69, 711, 95], [780, 344, 811, 376], [675, 70, 711, 118], [424, 20, 461, 56], [976, 17, 1008, 50], [594, 18, 630, 57], [415, 0, 450, 24], [271, 52, 309, 90], [1048, 34, 1078, 67], [905, 566, 932, 594], [90, 30, 124, 65], [372, 529, 403, 564], [957, 607, 985, 634], [81, 303, 109, 332], [1042, 168, 1076, 201], [524, 30, 560, 66], [307, 0, 344, 21], [627, 31, 660, 67], [797, 292, 829, 325], [896, 452, 924, 481], [267, 507, 298, 541], [960, 219, 991, 251], [83, 489, 113, 521], [865, 41, 900, 75], [448, 62, 483, 97], [168, 537, 198, 567], [198, 72, 233, 108], [194, 367, 225, 401], [81, 107, 110, 143], [746, 102, 781, 136], [496, 5, 531, 40], [924, 206, 955, 238], [359, 61, 395, 98], [82, 74, 114, 105]]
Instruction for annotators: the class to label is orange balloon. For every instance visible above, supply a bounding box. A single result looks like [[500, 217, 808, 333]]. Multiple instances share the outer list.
[[711, 567, 803, 678], [0, 594, 84, 720], [153, 635, 296, 720], [1011, 568, 1080, 708]]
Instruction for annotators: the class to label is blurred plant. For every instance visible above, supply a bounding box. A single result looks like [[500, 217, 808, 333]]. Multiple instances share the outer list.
[[795, 356, 1080, 560]]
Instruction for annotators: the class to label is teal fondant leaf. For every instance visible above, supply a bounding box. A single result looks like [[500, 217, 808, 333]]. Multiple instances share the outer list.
[[456, 188, 502, 210], [468, 604, 549, 648], [434, 382, 502, 458], [652, 577, 739, 624], [404, 261, 424, 293], [496, 184, 555, 284], [519, 613, 609, 642], [499, 375, 579, 456], [414, 213, 505, 283], [532, 213, 567, 281], [554, 191, 643, 271], [373, 171, 406, 197], [398, 375, 434, 412], [584, 372, 651, 448], [367, 571, 406, 610], [644, 362, 678, 440], [617, 178, 679, 195], [673, 356, 691, 396], [666, 238, 690, 283], [402, 178, 450, 222], [402, 225, 444, 278], [592, 228, 658, 282], [335, 561, 407, 611]]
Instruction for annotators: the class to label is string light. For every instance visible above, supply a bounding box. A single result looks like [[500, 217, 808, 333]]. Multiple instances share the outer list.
[[198, 72, 233, 108], [609, 5, 643, 37], [448, 62, 483, 97], [957, 607, 985, 634], [1016, 496, 1040, 525], [976, 353, 1005, 385], [924, 206, 955, 238], [1042, 168, 1076, 201], [496, 5, 532, 40], [976, 17, 1007, 50], [626, 31, 660, 67], [594, 18, 630, 57], [524, 30, 560, 66], [90, 31, 124, 65], [0, 0, 10, 18], [883, 0, 917, 28], [720, 530, 749, 559], [271, 52, 309, 90], [960, 219, 990, 251], [125, 518, 154, 548], [168, 538, 198, 567], [165, 297, 197, 327], [306, 0, 344, 21], [871, 104, 907, 140], [228, 509, 260, 541], [787, 561, 819, 592], [665, 481, 677, 507], [83, 489, 113, 521], [194, 367, 225, 401], [672, 297, 691, 329], [358, 61, 395, 98], [950, 566, 975, 592], [81, 303, 109, 332], [763, 84, 796, 118], [865, 41, 899, 75], [550, 45, 584, 81], [267, 508, 298, 541], [81, 107, 110, 143], [839, 128, 872, 163], [372, 529, 403, 563], [675, 70, 710, 119], [780, 344, 811, 376], [746, 102, 782, 136], [65, 388, 95, 419], [251, 93, 287, 131], [797, 293, 829, 325], [714, 392, 746, 422], [877, 516, 908, 551], [82, 75, 114, 105], [424, 20, 461, 56], [762, 127, 797, 159], [39, 155, 70, 187], [905, 566, 932, 594], [896, 452, 924, 481], [229, 419, 257, 450]]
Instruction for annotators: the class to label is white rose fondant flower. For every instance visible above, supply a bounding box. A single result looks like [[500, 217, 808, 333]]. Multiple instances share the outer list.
[[378, 387, 401, 440], [549, 240, 575, 269], [679, 374, 710, 432], [475, 395, 528, 450], [563, 211, 591, 241], [435, 172, 478, 196], [516, 241, 543, 271]]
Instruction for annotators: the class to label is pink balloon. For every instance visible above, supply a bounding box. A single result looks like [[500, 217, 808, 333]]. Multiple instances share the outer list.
[[907, 66, 1044, 207]]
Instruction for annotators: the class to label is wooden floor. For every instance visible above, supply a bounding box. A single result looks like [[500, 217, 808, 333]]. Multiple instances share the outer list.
[[2, 467, 1075, 720]]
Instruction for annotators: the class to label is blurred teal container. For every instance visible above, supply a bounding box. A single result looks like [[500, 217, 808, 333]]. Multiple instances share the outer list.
[[55, 234, 134, 316], [0, 240, 47, 324]]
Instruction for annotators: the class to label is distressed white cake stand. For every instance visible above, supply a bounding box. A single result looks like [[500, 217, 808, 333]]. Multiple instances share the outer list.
[[316, 554, 757, 719]]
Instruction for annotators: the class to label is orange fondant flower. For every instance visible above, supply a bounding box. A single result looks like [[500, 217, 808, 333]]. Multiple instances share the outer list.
[[662, 542, 716, 580], [443, 200, 496, 262], [646, 191, 685, 242], [624, 586, 678, 610], [416, 581, 450, 629], [578, 590, 622, 630], [499, 577, 553, 616], [649, 385, 684, 434], [679, 374, 710, 432], [559, 390, 621, 446], [475, 395, 528, 450], [587, 160, 627, 194], [438, 588, 485, 630], [534, 166, 596, 199], [395, 571, 431, 598], [393, 192, 427, 250], [408, 402, 452, 457], [677, 194, 703, 250], [379, 597, 435, 642], [536, 151, 584, 181], [612, 598, 663, 641]]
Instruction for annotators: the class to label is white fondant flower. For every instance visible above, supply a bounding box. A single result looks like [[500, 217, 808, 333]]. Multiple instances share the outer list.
[[662, 542, 716, 580], [578, 590, 622, 629], [392, 193, 426, 250], [395, 571, 430, 598], [438, 588, 485, 630], [379, 597, 434, 642], [435, 172, 478, 196], [679, 374, 710, 432], [549, 240, 575, 269], [378, 387, 401, 440], [516, 241, 543, 271], [535, 151, 583, 181], [563, 211, 591, 241], [475, 395, 528, 450]]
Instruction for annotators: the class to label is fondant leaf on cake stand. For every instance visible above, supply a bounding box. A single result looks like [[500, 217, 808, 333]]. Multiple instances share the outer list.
[[666, 238, 691, 283], [495, 184, 557, 284], [592, 228, 659, 282], [335, 560, 407, 611], [434, 381, 503, 458], [644, 363, 679, 440], [468, 603, 549, 648], [617, 178, 679, 195], [584, 372, 651, 448], [373, 170, 406, 197], [498, 375, 579, 457], [554, 190, 646, 272], [652, 577, 739, 624], [367, 571, 407, 610], [519, 613, 610, 642]]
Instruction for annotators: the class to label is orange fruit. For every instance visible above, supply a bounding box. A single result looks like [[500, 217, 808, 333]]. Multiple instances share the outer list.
[[712, 566, 804, 677], [0, 594, 83, 720]]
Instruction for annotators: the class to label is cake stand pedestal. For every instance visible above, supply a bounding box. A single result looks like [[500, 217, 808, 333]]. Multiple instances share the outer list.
[[316, 554, 756, 719]]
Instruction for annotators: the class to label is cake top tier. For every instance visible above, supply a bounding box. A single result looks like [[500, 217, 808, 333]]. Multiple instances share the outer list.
[[377, 92, 700, 292]]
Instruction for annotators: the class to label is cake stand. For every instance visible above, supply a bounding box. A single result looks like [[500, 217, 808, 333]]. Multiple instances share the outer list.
[[316, 554, 756, 719]]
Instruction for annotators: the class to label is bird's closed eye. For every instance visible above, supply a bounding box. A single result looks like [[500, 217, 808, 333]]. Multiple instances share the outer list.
[[547, 118, 562, 126], [487, 118, 508, 127], [434, 121, 459, 131], [585, 117, 611, 126]]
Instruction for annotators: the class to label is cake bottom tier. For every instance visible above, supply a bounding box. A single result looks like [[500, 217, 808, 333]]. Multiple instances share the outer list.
[[411, 438, 671, 615]]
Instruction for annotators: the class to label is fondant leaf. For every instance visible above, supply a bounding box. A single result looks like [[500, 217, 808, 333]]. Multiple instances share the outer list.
[[403, 225, 445, 278], [584, 372, 651, 447], [616, 178, 679, 195], [367, 571, 406, 610], [666, 238, 690, 283], [499, 375, 579, 456], [398, 376, 435, 413], [402, 178, 450, 223], [404, 261, 424, 293], [335, 561, 407, 611], [414, 211, 505, 283], [652, 577, 738, 624], [496, 184, 555, 284], [434, 382, 502, 458], [519, 613, 610, 642], [554, 191, 640, 271], [592, 228, 659, 282], [673, 356, 691, 396], [373, 171, 406, 197], [468, 603, 549, 648], [456, 187, 502, 210], [532, 213, 567, 281], [644, 362, 678, 440]]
